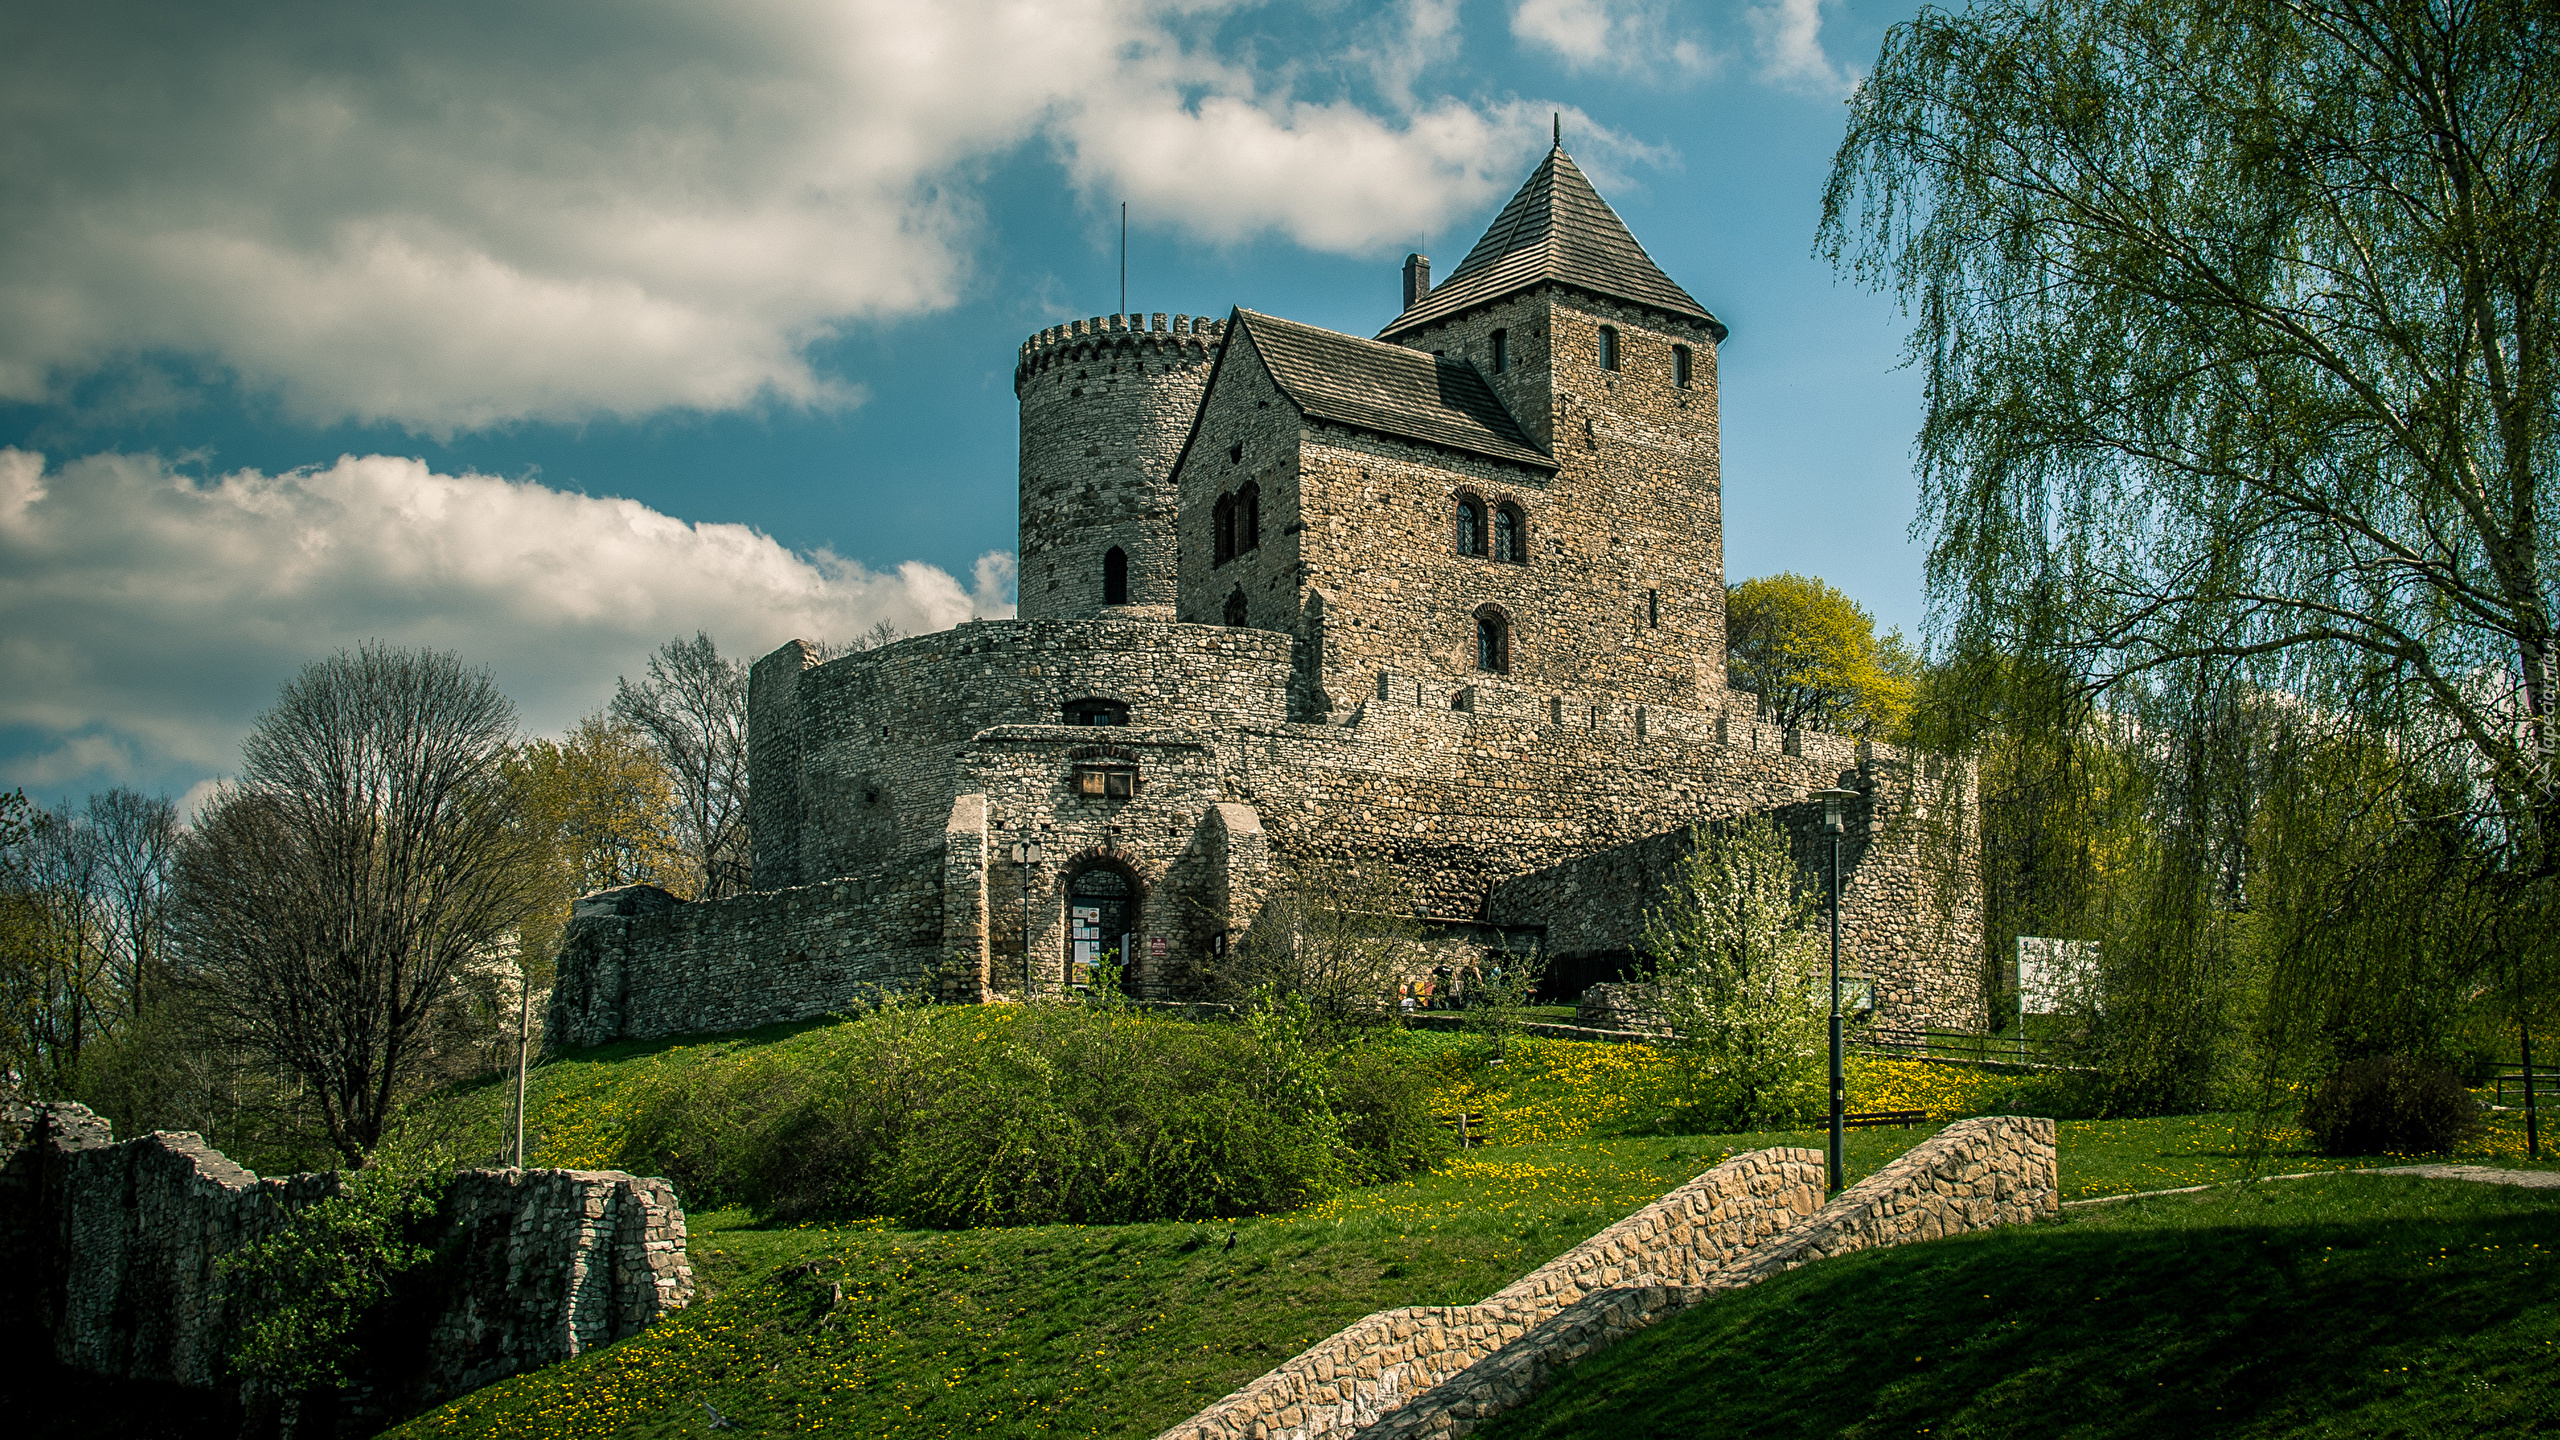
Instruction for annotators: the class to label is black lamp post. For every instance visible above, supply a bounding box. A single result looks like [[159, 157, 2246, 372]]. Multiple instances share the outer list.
[[1809, 785, 1861, 1193], [1011, 836, 1044, 995]]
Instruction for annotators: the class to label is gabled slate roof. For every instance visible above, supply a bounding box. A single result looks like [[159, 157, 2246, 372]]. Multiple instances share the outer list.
[[1233, 310, 1554, 471], [1378, 145, 1723, 341]]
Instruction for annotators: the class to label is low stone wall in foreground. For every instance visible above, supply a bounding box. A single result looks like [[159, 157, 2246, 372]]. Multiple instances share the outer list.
[[1154, 1147, 1825, 1440], [1354, 1116, 2059, 1439], [1154, 1116, 2057, 1440], [1, 1101, 694, 1428]]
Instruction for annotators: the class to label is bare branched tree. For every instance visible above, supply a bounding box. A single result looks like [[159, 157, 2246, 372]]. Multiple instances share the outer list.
[[1206, 861, 1424, 1031], [0, 795, 115, 1096], [87, 787, 179, 1014], [611, 633, 751, 898], [173, 644, 542, 1163]]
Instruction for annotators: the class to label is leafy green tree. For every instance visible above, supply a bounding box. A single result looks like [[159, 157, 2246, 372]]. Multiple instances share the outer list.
[[1725, 572, 1918, 736], [1641, 815, 1827, 1132], [1823, 0, 2560, 861]]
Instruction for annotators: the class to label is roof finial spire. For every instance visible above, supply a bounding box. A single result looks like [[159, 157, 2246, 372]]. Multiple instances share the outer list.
[[1553, 111, 1562, 149]]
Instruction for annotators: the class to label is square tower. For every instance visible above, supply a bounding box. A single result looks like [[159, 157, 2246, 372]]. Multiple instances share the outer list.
[[1168, 142, 1732, 722]]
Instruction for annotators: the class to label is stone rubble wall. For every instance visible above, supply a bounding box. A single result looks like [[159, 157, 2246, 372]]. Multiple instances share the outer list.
[[0, 1101, 693, 1416], [545, 865, 943, 1051], [1349, 1116, 2059, 1440], [1152, 1146, 1824, 1440], [1569, 982, 1666, 1033]]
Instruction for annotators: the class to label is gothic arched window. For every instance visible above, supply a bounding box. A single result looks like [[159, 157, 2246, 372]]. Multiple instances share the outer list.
[[1454, 496, 1486, 557], [1236, 481, 1260, 553], [1493, 503, 1526, 564], [1224, 587, 1249, 628], [1475, 608, 1510, 673], [1103, 546, 1129, 605], [1213, 493, 1236, 566]]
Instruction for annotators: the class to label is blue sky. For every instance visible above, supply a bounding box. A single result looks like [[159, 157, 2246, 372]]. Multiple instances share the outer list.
[[0, 0, 1931, 809]]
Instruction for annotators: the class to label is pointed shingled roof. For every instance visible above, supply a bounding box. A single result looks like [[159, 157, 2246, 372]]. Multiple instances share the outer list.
[[1231, 310, 1554, 471], [1377, 145, 1724, 341]]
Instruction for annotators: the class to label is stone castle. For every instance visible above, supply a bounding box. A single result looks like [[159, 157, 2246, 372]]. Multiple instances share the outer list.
[[547, 140, 1981, 1049]]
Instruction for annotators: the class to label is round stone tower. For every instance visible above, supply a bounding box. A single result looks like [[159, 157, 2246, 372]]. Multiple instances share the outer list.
[[1014, 312, 1224, 620]]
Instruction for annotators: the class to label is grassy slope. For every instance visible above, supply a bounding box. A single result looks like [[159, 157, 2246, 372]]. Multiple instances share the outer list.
[[1484, 1174, 2560, 1439], [380, 1016, 2560, 1439]]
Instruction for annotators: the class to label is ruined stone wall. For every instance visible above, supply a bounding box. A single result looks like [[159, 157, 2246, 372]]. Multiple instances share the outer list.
[[546, 867, 943, 1050], [0, 1102, 692, 1419], [1017, 314, 1224, 621]]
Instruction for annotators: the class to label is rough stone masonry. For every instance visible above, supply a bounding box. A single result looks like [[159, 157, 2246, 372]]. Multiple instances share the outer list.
[[550, 138, 1983, 1052], [0, 1101, 693, 1425]]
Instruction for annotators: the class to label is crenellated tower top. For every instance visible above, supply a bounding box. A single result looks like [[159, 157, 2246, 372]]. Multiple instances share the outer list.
[[1014, 312, 1225, 620]]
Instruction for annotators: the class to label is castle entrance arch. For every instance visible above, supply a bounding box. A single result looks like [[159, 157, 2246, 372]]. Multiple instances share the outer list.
[[1065, 864, 1136, 990]]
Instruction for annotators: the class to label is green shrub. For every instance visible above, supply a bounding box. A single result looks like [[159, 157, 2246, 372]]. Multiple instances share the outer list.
[[609, 1002, 1449, 1227], [2300, 1056, 2485, 1156], [218, 1163, 445, 1393]]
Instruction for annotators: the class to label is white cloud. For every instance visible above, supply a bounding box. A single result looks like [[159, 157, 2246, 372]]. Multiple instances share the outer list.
[[0, 0, 1588, 434], [1509, 0, 1716, 79], [0, 446, 1012, 793], [1746, 0, 1858, 95]]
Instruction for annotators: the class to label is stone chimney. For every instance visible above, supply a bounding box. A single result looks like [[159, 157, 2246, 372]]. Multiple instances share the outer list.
[[1402, 253, 1431, 311]]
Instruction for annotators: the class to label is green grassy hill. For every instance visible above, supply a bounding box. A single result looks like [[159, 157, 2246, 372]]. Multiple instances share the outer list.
[[1484, 1174, 2560, 1439], [369, 1013, 2560, 1439]]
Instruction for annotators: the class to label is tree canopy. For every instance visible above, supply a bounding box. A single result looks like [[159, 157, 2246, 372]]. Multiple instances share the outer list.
[[1725, 572, 1918, 735], [1824, 0, 2558, 855]]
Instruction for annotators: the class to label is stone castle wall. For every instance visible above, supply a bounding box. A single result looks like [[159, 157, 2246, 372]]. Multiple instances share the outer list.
[[545, 868, 946, 1050], [0, 1102, 692, 1422], [748, 620, 1295, 892], [562, 616, 1983, 1045], [1017, 313, 1225, 621]]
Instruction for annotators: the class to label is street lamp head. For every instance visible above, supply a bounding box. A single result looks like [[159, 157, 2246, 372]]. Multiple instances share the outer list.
[[1808, 786, 1860, 836], [1013, 838, 1045, 865]]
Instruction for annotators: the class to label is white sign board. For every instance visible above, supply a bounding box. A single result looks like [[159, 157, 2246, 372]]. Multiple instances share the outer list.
[[2016, 936, 2096, 1016]]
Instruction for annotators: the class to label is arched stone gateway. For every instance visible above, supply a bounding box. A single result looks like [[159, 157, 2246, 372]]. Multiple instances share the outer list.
[[1064, 862, 1138, 991]]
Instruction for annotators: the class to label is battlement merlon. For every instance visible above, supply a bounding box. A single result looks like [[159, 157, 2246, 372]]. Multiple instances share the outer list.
[[1014, 314, 1227, 391]]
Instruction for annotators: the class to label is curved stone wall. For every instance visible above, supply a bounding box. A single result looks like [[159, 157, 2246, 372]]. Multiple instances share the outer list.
[[1017, 313, 1225, 621]]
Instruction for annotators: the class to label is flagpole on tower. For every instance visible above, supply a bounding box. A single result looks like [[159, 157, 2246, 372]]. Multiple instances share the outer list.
[[1121, 202, 1128, 316]]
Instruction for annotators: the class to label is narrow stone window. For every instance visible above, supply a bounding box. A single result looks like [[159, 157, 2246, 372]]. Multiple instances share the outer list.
[[1224, 587, 1249, 627], [1103, 546, 1129, 605], [1229, 441, 1243, 464], [1237, 481, 1260, 552], [1673, 344, 1693, 388], [1647, 587, 1661, 627], [1214, 493, 1236, 566], [1491, 329, 1508, 374], [1493, 503, 1527, 564], [1475, 608, 1510, 673], [1598, 326, 1620, 371], [1454, 496, 1486, 557]]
